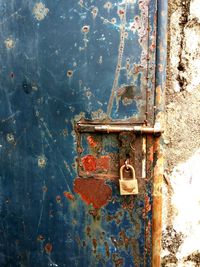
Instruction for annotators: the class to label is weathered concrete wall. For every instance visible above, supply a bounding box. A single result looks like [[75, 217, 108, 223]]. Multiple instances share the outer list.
[[162, 0, 200, 266]]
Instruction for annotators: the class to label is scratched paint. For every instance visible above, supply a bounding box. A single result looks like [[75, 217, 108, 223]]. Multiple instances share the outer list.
[[0, 0, 167, 266]]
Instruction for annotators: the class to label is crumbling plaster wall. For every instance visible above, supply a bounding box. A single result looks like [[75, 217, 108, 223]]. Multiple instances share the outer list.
[[162, 0, 200, 266]]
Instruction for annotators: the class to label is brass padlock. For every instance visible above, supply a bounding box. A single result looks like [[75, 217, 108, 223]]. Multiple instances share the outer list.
[[119, 164, 138, 195]]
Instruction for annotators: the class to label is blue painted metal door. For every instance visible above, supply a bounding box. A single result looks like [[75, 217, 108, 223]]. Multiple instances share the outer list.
[[0, 1, 159, 266]]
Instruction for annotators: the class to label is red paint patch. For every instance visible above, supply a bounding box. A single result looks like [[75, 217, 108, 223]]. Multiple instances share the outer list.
[[44, 243, 53, 254], [73, 178, 112, 209], [81, 155, 97, 172], [97, 156, 110, 171], [87, 136, 98, 147], [63, 191, 75, 201]]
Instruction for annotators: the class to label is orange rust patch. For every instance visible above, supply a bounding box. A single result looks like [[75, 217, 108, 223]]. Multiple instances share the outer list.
[[148, 144, 154, 162], [93, 238, 97, 253], [63, 191, 75, 201], [81, 155, 97, 172], [104, 242, 110, 258], [44, 243, 53, 254], [143, 195, 152, 219], [156, 85, 162, 105], [97, 155, 110, 171], [86, 226, 91, 237], [87, 136, 98, 147], [73, 178, 112, 209]]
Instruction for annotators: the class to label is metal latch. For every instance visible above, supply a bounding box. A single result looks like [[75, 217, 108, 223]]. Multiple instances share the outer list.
[[77, 122, 164, 135]]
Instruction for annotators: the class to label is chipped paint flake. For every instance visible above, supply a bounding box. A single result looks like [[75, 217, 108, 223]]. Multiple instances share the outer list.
[[38, 155, 47, 168], [4, 38, 15, 49], [33, 3, 49, 21], [6, 133, 15, 143]]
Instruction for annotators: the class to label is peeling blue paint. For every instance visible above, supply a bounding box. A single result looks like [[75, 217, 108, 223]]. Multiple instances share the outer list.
[[0, 0, 168, 266]]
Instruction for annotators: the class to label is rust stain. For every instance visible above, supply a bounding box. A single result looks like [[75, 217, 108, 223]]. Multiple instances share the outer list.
[[156, 85, 162, 105], [73, 178, 112, 209], [145, 220, 151, 253], [81, 154, 111, 173], [112, 254, 124, 267], [44, 243, 53, 254], [119, 230, 129, 250], [89, 209, 100, 220], [152, 137, 164, 266], [63, 191, 75, 201], [81, 155, 97, 172], [115, 259, 124, 267], [118, 9, 125, 16], [142, 194, 151, 219], [104, 242, 110, 258], [106, 211, 122, 225], [92, 238, 97, 253], [87, 136, 98, 147], [122, 195, 135, 210], [97, 156, 110, 171], [148, 143, 154, 162], [86, 226, 91, 238]]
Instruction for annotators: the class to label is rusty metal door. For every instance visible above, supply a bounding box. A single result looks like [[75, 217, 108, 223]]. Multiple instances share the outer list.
[[0, 1, 168, 266]]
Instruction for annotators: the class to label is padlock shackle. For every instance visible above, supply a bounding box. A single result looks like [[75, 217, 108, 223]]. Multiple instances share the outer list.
[[120, 164, 136, 180]]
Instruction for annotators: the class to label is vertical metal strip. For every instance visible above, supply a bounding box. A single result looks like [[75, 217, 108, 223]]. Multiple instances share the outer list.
[[152, 0, 168, 266]]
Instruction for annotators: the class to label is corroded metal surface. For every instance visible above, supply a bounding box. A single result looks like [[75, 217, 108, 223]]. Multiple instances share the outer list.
[[0, 0, 167, 266], [152, 1, 168, 266]]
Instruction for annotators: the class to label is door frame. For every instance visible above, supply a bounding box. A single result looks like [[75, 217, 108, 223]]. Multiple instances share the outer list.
[[152, 1, 168, 266]]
